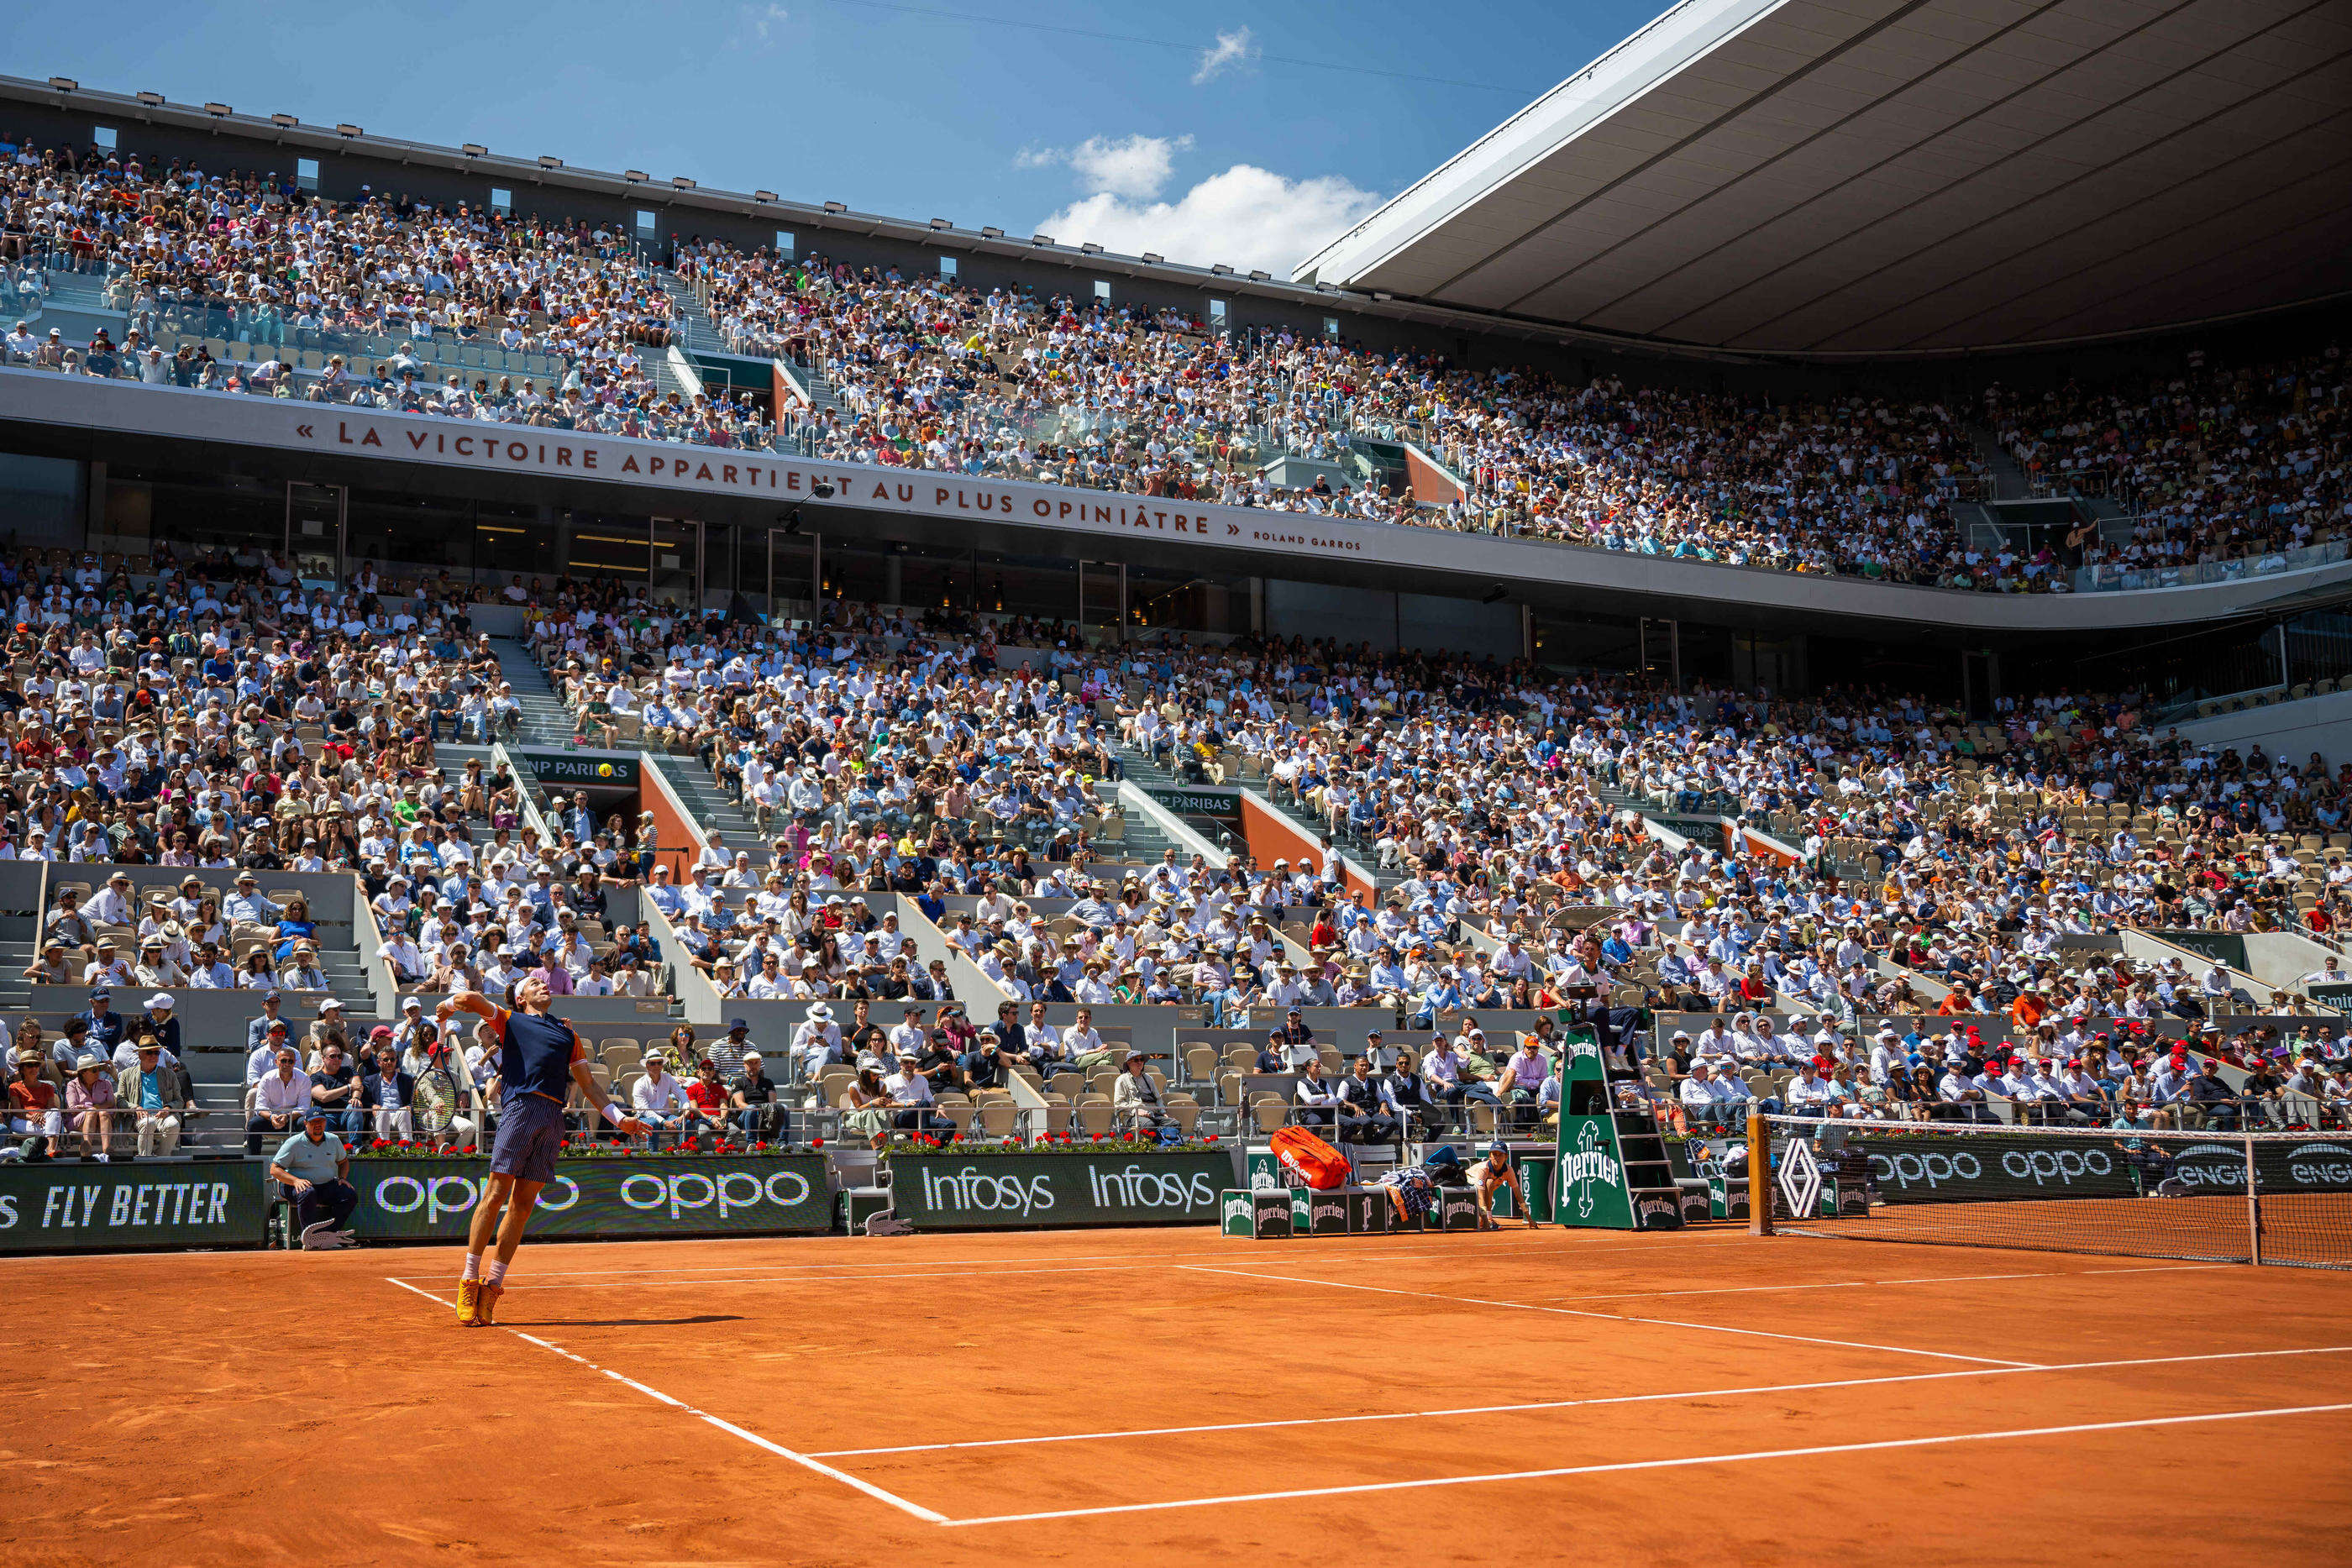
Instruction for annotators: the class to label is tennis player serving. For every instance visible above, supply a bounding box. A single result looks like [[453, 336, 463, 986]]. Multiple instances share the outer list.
[[437, 979, 644, 1326]]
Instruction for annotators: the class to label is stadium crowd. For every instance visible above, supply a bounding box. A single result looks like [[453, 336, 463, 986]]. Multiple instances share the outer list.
[[499, 568, 2352, 1134], [1987, 349, 2349, 585], [0, 130, 779, 449], [3, 122, 2341, 595], [5, 552, 2352, 1168]]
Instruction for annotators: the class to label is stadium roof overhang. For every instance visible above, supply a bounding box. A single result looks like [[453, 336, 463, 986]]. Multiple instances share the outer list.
[[1294, 0, 2352, 358]]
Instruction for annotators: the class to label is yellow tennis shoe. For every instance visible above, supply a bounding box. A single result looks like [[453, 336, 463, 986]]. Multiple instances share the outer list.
[[455, 1278, 482, 1326]]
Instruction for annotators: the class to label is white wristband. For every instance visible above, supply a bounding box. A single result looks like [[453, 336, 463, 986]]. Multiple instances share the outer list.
[[601, 1103, 627, 1126]]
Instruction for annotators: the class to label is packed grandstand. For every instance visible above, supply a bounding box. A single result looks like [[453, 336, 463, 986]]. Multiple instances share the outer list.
[[1, 535, 2349, 1175], [3, 127, 2344, 594]]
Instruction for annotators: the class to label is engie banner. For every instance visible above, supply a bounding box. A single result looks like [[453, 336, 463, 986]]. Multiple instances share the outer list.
[[0, 1161, 270, 1253], [351, 1155, 833, 1240], [891, 1151, 1231, 1229]]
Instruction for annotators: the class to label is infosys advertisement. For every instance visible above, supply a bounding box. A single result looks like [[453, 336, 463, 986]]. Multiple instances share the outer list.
[[350, 1155, 833, 1240], [891, 1152, 1232, 1229]]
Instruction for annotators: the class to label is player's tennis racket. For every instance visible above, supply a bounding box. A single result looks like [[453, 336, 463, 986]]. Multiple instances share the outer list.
[[415, 1067, 459, 1137]]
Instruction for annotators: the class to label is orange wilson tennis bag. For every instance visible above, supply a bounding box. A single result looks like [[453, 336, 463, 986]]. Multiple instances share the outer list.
[[1270, 1126, 1352, 1190]]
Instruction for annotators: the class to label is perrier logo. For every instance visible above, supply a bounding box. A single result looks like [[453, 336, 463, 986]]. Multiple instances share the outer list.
[[1559, 1121, 1621, 1219]]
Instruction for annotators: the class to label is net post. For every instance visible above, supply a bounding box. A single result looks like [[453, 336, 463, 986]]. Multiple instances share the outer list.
[[2245, 1131, 2263, 1267], [1748, 1111, 1771, 1236]]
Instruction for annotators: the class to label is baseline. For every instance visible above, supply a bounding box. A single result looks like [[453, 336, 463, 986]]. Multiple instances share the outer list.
[[381, 1277, 945, 1524]]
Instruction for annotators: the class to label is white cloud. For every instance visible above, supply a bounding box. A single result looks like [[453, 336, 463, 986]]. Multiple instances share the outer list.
[[1192, 26, 1258, 85], [1037, 162, 1383, 275], [739, 3, 788, 42], [1067, 134, 1192, 199], [1016, 134, 1194, 199]]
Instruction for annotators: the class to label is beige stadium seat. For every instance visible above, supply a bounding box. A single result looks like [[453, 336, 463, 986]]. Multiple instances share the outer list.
[[1075, 1096, 1114, 1136], [1251, 1097, 1289, 1135]]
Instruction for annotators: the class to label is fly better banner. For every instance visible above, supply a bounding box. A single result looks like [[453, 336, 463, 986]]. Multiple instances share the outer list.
[[890, 1151, 1231, 1229], [350, 1154, 832, 1240], [0, 1161, 270, 1253]]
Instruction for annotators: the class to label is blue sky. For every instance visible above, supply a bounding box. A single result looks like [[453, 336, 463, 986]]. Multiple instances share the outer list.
[[3, 0, 1662, 272]]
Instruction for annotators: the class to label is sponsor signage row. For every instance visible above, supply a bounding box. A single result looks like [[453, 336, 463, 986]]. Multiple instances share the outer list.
[[1835, 1135, 2352, 1204], [0, 1162, 270, 1252], [891, 1151, 1230, 1229], [351, 1155, 833, 1240]]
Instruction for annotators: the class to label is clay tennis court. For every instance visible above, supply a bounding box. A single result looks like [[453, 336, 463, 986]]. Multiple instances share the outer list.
[[7, 1225, 2349, 1566]]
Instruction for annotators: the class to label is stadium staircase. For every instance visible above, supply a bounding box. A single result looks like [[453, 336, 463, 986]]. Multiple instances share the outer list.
[[31, 266, 127, 349], [486, 638, 582, 744], [656, 273, 730, 359], [1968, 424, 2037, 501], [648, 753, 764, 856], [1120, 740, 1402, 894]]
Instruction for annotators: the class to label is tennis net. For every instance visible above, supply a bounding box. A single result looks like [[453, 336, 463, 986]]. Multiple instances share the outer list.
[[1752, 1114, 2352, 1270]]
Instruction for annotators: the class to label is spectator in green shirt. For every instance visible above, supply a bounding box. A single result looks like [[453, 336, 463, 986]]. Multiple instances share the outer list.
[[271, 1109, 358, 1245]]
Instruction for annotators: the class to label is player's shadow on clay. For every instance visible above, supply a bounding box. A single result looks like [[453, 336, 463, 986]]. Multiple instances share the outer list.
[[507, 1314, 746, 1327]]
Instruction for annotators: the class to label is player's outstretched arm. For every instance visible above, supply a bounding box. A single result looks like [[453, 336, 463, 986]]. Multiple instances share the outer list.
[[437, 990, 503, 1027]]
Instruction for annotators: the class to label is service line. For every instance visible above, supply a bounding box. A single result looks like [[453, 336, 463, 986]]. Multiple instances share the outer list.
[[940, 1403, 2352, 1526], [811, 1345, 2352, 1458], [1181, 1264, 2040, 1367]]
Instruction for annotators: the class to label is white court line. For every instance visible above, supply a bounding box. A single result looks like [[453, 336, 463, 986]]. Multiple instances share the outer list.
[[381, 1234, 1638, 1282], [809, 1345, 2352, 1458], [381, 1277, 943, 1523], [477, 1252, 1543, 1289], [1548, 1262, 2229, 1304], [940, 1403, 2352, 1526], [1183, 1265, 2040, 1367], [489, 1264, 1209, 1290]]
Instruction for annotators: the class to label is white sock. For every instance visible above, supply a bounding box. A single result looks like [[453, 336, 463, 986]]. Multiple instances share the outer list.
[[485, 1258, 508, 1287], [460, 1253, 481, 1282]]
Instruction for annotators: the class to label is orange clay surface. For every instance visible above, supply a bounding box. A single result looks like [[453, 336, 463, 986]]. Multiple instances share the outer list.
[[4, 1223, 2349, 1567]]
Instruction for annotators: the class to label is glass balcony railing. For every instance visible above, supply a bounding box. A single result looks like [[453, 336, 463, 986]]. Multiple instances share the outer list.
[[2071, 539, 2351, 594]]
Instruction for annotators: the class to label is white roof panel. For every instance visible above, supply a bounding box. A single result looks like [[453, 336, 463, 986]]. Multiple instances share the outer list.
[[1298, 0, 2352, 353]]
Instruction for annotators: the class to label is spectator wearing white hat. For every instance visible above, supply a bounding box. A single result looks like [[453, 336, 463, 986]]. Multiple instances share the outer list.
[[8, 1048, 64, 1160], [630, 1049, 689, 1148], [791, 1002, 843, 1085], [64, 1054, 116, 1160]]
